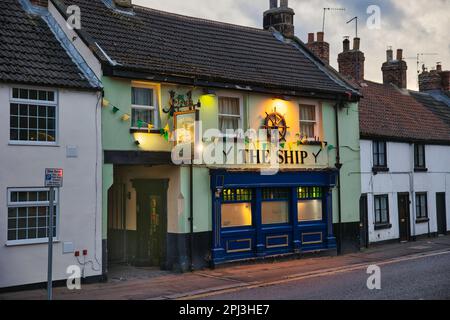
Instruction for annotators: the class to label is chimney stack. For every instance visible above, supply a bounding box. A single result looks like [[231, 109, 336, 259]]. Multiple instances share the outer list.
[[337, 37, 365, 82], [306, 31, 330, 64], [382, 47, 408, 89], [419, 63, 450, 92], [263, 0, 295, 38]]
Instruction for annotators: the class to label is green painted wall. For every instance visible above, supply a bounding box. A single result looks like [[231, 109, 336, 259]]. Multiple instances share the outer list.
[[101, 76, 361, 236]]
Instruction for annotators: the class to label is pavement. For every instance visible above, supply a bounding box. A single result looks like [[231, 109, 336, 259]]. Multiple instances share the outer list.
[[1, 235, 450, 300]]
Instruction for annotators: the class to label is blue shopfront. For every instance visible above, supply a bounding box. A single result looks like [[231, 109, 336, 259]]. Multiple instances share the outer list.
[[211, 169, 338, 265]]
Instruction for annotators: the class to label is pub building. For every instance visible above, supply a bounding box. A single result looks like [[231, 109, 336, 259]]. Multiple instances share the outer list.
[[50, 0, 362, 273]]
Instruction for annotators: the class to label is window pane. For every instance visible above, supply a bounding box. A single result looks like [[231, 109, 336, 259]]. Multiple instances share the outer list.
[[262, 201, 289, 225], [219, 116, 239, 133], [222, 189, 252, 202], [262, 188, 289, 200], [132, 87, 153, 106], [132, 108, 154, 128], [300, 105, 316, 121], [300, 123, 315, 138], [221, 203, 252, 228], [219, 97, 240, 115], [298, 200, 323, 222]]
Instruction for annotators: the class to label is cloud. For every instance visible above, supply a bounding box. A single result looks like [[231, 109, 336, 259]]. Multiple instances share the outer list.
[[134, 0, 450, 90]]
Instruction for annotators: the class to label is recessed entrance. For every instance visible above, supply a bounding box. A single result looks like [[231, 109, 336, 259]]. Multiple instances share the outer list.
[[107, 172, 169, 270]]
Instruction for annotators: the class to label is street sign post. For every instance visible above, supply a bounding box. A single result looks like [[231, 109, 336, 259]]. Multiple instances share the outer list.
[[45, 168, 63, 301]]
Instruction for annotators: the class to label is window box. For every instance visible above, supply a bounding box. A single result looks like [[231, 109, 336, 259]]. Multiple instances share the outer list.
[[416, 218, 430, 224], [129, 128, 162, 134], [374, 223, 392, 231], [372, 166, 390, 174]]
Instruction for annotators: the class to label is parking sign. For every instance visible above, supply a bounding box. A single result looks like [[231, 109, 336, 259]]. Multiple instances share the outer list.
[[45, 168, 63, 188]]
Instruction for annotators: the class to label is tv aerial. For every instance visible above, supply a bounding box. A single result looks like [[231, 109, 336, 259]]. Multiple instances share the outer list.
[[322, 8, 346, 33]]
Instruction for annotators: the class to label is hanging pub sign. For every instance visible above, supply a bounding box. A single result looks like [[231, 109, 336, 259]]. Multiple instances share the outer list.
[[163, 90, 201, 118]]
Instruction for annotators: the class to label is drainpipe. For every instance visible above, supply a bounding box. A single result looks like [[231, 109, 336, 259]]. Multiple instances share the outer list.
[[189, 161, 194, 271], [334, 99, 343, 254]]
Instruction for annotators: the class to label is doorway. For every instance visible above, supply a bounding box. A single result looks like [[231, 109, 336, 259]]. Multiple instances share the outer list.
[[359, 194, 369, 248], [132, 179, 168, 268], [398, 193, 411, 242], [436, 193, 447, 236]]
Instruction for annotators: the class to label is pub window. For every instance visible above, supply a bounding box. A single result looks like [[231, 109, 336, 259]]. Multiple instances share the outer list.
[[374, 195, 390, 226], [10, 87, 57, 144], [221, 189, 252, 228], [373, 141, 387, 168], [218, 96, 242, 135], [416, 193, 428, 220], [131, 84, 159, 129], [7, 188, 58, 244], [298, 187, 323, 222], [414, 144, 426, 169], [299, 104, 317, 139], [261, 188, 290, 225]]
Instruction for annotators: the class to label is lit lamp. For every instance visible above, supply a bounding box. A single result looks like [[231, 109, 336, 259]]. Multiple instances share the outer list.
[[202, 88, 216, 96]]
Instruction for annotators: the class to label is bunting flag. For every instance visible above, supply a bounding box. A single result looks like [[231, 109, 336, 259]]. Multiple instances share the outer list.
[[121, 114, 130, 121], [112, 106, 120, 114], [102, 99, 110, 108], [148, 124, 154, 133], [160, 124, 170, 142], [328, 144, 336, 151], [137, 119, 146, 129], [280, 142, 286, 149]]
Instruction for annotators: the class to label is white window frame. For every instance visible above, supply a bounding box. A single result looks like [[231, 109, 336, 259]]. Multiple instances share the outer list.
[[299, 102, 320, 140], [9, 86, 59, 146], [131, 82, 160, 130], [217, 92, 244, 138], [6, 188, 59, 246]]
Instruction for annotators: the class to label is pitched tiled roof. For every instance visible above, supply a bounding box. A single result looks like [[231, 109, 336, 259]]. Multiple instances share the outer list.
[[359, 81, 450, 143], [410, 91, 450, 128], [53, 0, 358, 97], [0, 0, 94, 89]]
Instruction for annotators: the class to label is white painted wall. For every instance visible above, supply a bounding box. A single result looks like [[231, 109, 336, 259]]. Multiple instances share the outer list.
[[361, 140, 450, 243], [0, 84, 102, 288]]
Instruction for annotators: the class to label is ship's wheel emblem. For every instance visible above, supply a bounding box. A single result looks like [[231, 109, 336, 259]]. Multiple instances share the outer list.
[[263, 112, 289, 142]]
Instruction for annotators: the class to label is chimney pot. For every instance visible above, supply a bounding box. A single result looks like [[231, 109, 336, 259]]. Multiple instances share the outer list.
[[343, 38, 350, 52], [437, 63, 442, 72], [270, 0, 277, 9], [280, 0, 288, 8], [386, 48, 393, 62], [353, 38, 360, 51], [317, 32, 324, 42], [308, 33, 315, 43], [396, 49, 403, 61]]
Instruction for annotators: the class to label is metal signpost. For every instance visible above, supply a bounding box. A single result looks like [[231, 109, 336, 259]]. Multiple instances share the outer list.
[[45, 168, 63, 301]]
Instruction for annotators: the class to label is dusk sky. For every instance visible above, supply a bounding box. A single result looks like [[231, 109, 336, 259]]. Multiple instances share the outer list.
[[134, 0, 450, 91]]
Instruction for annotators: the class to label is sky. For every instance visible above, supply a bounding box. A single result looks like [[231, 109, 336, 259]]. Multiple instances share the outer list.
[[133, 0, 450, 91]]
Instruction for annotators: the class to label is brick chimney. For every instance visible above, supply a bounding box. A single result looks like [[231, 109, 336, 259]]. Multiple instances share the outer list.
[[337, 37, 365, 82], [381, 48, 408, 89], [419, 63, 450, 92], [263, 0, 295, 38], [306, 32, 330, 64], [30, 0, 48, 7]]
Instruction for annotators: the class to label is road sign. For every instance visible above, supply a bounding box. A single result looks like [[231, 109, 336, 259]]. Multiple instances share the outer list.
[[45, 168, 63, 300], [45, 168, 63, 188]]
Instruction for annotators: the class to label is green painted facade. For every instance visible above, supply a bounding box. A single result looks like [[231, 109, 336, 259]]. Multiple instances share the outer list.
[[101, 76, 361, 240]]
